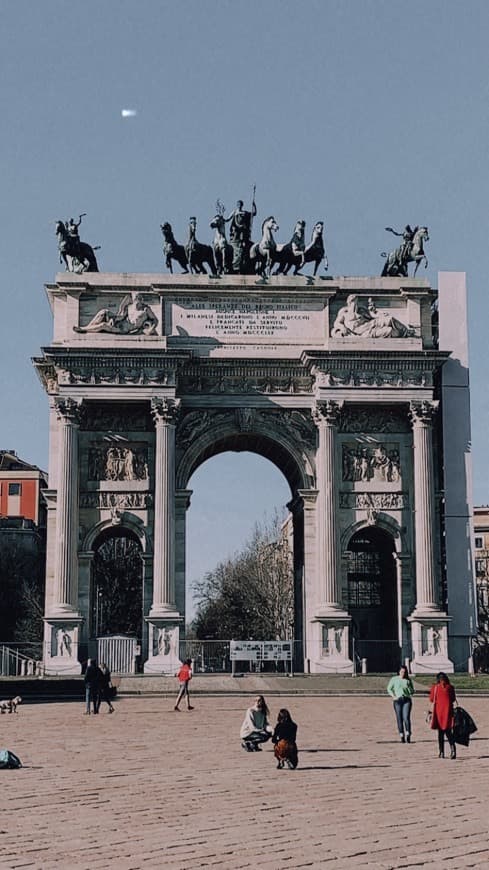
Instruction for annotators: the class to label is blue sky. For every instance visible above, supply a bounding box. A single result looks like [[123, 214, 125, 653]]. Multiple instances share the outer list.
[[1, 1, 488, 604]]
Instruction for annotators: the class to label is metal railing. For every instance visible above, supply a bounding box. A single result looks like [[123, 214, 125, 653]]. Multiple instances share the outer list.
[[0, 643, 43, 677]]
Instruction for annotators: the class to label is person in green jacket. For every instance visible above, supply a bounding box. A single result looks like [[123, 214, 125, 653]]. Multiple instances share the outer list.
[[387, 665, 415, 743]]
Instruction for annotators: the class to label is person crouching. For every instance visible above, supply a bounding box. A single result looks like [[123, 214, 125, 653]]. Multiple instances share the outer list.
[[240, 695, 273, 752], [272, 708, 298, 769]]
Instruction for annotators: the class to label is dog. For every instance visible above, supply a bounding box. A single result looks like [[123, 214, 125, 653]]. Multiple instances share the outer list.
[[0, 696, 22, 714]]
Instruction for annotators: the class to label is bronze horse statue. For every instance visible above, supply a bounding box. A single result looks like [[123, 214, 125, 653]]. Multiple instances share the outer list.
[[160, 222, 188, 273], [381, 226, 429, 277], [274, 220, 326, 276], [249, 216, 279, 276], [273, 220, 306, 275], [55, 220, 99, 272], [302, 221, 327, 276], [185, 217, 216, 276]]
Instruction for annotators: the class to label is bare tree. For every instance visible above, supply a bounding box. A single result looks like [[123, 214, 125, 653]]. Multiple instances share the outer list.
[[192, 512, 294, 640]]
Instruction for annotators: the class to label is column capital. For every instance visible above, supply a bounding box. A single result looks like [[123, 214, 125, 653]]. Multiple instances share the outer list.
[[151, 397, 181, 426], [54, 397, 82, 425], [409, 400, 438, 427], [312, 400, 342, 428]]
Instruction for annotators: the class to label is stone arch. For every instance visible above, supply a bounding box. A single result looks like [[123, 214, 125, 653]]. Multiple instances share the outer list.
[[176, 413, 315, 494], [81, 514, 152, 554], [340, 513, 406, 555]]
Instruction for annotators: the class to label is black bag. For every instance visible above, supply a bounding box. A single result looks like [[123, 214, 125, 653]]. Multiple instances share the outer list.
[[452, 706, 477, 747], [0, 749, 22, 769]]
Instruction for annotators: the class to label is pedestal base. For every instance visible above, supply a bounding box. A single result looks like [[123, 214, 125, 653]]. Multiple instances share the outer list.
[[144, 619, 182, 675], [308, 616, 353, 675], [408, 613, 454, 675], [43, 617, 82, 675]]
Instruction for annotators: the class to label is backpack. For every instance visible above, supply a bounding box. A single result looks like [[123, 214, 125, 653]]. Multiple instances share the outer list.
[[0, 749, 22, 769], [178, 664, 192, 683]]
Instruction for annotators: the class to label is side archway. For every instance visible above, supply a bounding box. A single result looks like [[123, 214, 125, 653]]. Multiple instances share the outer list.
[[343, 525, 400, 671], [90, 527, 144, 640]]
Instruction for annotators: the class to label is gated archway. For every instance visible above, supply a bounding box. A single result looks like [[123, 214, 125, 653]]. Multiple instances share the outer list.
[[345, 527, 399, 671], [90, 527, 144, 639]]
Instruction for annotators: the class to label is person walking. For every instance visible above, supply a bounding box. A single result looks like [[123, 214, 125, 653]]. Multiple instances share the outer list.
[[97, 662, 115, 713], [387, 665, 415, 743], [240, 695, 272, 752], [272, 708, 298, 769], [174, 658, 194, 711], [84, 658, 102, 715], [429, 672, 457, 759]]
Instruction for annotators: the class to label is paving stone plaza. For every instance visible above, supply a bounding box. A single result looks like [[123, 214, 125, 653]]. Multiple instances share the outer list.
[[2, 693, 488, 869]]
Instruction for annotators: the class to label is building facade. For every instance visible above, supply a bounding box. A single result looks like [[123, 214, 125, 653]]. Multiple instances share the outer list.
[[0, 450, 48, 642], [0, 450, 47, 526], [34, 271, 475, 674]]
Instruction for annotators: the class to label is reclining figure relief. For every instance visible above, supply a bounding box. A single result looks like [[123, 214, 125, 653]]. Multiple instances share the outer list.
[[331, 294, 413, 339], [74, 292, 158, 335]]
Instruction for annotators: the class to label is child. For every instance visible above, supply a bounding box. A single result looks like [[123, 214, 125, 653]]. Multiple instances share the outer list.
[[272, 708, 298, 769], [174, 658, 194, 711]]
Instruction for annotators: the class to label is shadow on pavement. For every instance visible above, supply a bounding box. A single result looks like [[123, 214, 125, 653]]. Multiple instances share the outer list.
[[297, 763, 391, 771]]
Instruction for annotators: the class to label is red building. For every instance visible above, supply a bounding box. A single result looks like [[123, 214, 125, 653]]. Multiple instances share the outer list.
[[0, 450, 47, 526]]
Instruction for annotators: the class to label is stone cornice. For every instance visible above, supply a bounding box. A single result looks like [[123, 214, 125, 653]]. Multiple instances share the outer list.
[[49, 272, 431, 292], [302, 349, 450, 368]]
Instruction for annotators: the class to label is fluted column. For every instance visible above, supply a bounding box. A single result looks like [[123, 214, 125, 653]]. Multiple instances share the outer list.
[[409, 400, 440, 612], [51, 398, 82, 615], [150, 398, 180, 616], [313, 400, 344, 613]]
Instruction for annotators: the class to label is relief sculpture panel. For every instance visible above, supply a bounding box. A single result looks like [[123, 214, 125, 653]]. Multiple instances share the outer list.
[[342, 442, 401, 483], [88, 444, 149, 481]]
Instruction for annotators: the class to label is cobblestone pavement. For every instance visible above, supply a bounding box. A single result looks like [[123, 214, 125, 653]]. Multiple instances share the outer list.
[[1, 695, 488, 870]]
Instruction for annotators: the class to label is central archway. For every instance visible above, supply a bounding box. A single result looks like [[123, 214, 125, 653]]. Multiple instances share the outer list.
[[177, 421, 315, 668]]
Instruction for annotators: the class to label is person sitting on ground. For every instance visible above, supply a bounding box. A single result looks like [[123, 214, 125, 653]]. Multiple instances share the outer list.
[[272, 708, 298, 769], [240, 695, 273, 752]]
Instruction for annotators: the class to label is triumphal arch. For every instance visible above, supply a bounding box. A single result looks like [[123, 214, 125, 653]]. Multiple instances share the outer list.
[[34, 269, 475, 674]]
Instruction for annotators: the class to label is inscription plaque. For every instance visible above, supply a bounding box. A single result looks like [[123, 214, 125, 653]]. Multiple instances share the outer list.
[[169, 297, 326, 341]]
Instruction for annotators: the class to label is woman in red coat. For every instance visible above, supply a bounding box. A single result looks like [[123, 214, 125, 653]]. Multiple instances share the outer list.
[[429, 672, 457, 759]]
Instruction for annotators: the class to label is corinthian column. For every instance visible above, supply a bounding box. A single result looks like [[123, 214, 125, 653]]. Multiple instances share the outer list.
[[51, 398, 82, 615], [150, 397, 180, 616], [409, 400, 440, 612], [312, 400, 345, 613]]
